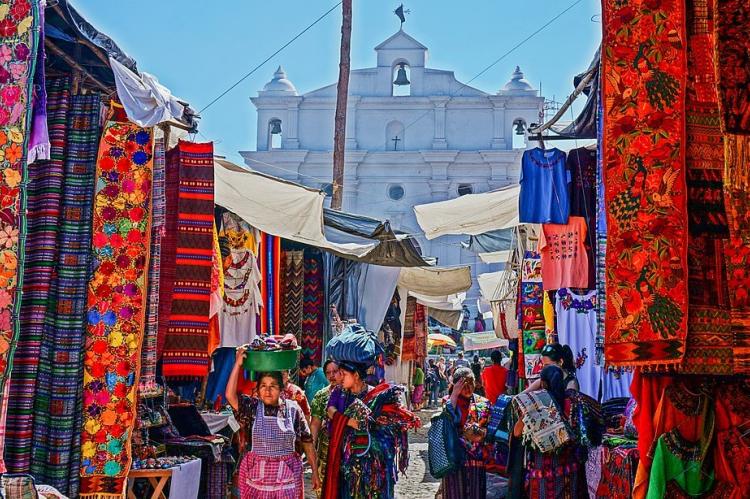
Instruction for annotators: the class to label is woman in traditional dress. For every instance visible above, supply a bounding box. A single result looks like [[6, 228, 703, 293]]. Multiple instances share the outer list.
[[322, 360, 419, 499], [440, 367, 492, 499], [226, 347, 320, 498], [310, 359, 342, 497], [411, 364, 425, 409], [523, 343, 579, 393], [512, 364, 588, 499]]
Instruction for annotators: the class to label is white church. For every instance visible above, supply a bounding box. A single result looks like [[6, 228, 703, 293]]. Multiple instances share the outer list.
[[241, 29, 544, 305]]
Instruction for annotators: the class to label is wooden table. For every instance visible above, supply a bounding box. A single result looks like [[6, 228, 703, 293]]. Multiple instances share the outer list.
[[127, 467, 173, 499]]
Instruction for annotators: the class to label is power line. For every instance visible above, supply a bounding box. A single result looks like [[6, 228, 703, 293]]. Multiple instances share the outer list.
[[197, 2, 342, 115], [401, 0, 584, 135]]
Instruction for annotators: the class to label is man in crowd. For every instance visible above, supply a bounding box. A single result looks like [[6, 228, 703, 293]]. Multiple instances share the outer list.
[[481, 349, 508, 404], [300, 358, 328, 403]]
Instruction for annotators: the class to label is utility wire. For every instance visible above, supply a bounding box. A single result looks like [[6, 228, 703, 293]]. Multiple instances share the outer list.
[[198, 2, 342, 115]]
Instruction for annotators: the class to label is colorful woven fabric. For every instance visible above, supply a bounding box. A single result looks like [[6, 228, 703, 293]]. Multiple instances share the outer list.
[[140, 137, 165, 390], [678, 0, 736, 375], [302, 250, 324, 364], [0, 0, 40, 474], [603, 0, 688, 367], [5, 77, 69, 474], [79, 104, 154, 497], [156, 138, 179, 358], [414, 302, 427, 366], [281, 250, 304, 340], [402, 296, 416, 361], [519, 251, 544, 379], [161, 140, 214, 379], [715, 0, 750, 134], [31, 93, 101, 497], [513, 390, 571, 453]]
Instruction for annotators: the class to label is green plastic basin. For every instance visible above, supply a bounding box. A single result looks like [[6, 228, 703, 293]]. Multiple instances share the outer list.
[[242, 347, 301, 373]]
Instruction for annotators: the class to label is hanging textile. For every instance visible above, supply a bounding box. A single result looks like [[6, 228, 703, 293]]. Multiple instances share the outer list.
[[281, 250, 304, 339], [681, 0, 735, 375], [519, 251, 544, 379], [715, 0, 750, 134], [0, 0, 40, 474], [402, 296, 417, 361], [219, 211, 262, 347], [602, 0, 688, 367], [26, 2, 47, 164], [161, 140, 214, 379], [414, 302, 427, 366], [595, 72, 607, 367], [302, 249, 325, 364], [79, 103, 154, 498], [140, 137, 165, 390], [555, 289, 598, 399], [30, 92, 101, 497], [5, 77, 69, 474]]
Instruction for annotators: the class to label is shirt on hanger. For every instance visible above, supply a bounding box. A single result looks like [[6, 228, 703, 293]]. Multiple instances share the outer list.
[[519, 147, 571, 224], [539, 217, 590, 290], [555, 288, 598, 399]]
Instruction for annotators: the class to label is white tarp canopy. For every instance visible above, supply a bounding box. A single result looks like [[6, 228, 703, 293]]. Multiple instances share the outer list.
[[478, 250, 511, 264], [413, 185, 519, 240], [478, 270, 505, 302], [463, 331, 509, 352], [214, 159, 376, 258], [428, 309, 463, 330], [409, 291, 465, 311], [397, 266, 472, 296]]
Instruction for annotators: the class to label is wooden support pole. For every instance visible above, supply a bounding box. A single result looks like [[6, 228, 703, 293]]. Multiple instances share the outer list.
[[45, 38, 110, 92], [330, 0, 352, 211]]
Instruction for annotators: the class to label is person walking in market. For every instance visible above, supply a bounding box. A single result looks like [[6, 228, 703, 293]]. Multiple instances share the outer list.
[[411, 363, 426, 410], [438, 367, 491, 499], [481, 350, 509, 405], [309, 359, 343, 498], [226, 347, 320, 498], [300, 358, 328, 403]]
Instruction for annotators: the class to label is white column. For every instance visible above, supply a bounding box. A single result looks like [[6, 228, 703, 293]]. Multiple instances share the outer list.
[[346, 96, 360, 149], [491, 100, 507, 149], [431, 97, 449, 149], [285, 101, 300, 149]]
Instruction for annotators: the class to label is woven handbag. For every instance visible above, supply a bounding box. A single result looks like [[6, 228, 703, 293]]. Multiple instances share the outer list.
[[486, 394, 513, 443], [427, 406, 464, 479]]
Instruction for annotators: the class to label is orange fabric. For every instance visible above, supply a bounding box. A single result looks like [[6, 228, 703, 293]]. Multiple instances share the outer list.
[[481, 365, 508, 405]]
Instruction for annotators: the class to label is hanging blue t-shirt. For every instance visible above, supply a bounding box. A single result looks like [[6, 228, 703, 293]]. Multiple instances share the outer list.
[[519, 147, 570, 224]]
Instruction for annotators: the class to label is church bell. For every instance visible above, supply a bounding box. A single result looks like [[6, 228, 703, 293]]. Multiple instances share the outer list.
[[270, 120, 282, 134], [393, 63, 410, 86]]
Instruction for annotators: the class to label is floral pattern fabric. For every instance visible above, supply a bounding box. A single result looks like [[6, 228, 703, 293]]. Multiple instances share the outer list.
[[602, 0, 689, 367], [79, 104, 154, 496], [0, 0, 39, 474]]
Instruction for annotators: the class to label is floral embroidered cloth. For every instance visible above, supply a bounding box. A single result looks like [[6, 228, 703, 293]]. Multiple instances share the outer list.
[[80, 104, 154, 497], [602, 0, 689, 367]]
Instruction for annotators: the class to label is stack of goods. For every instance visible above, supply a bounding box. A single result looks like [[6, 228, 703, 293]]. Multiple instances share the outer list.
[[247, 333, 299, 352], [131, 455, 196, 470]]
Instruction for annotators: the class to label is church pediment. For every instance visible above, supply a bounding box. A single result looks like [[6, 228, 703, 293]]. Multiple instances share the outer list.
[[374, 29, 428, 51]]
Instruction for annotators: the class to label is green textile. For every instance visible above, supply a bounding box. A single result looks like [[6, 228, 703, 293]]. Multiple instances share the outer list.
[[413, 367, 425, 386], [646, 408, 715, 499]]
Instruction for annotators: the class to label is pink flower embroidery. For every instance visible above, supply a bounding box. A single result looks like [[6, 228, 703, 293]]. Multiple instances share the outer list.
[[0, 225, 18, 249], [0, 45, 11, 65], [1, 85, 20, 107]]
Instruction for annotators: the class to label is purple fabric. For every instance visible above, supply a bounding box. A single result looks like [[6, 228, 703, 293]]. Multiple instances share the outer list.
[[27, 1, 48, 163]]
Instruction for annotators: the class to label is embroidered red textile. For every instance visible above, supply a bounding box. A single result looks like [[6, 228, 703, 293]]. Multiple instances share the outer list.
[[602, 0, 689, 367], [80, 104, 154, 497], [715, 0, 750, 134], [161, 140, 215, 379]]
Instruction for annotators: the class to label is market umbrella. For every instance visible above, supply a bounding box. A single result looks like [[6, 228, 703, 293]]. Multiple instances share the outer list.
[[427, 333, 457, 348]]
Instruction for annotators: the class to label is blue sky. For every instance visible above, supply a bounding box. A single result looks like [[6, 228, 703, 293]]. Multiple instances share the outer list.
[[73, 0, 601, 163]]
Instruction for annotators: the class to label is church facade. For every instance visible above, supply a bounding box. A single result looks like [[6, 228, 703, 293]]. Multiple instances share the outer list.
[[241, 29, 544, 306]]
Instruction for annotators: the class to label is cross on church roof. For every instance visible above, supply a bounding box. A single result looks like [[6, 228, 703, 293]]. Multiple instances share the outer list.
[[392, 135, 401, 150]]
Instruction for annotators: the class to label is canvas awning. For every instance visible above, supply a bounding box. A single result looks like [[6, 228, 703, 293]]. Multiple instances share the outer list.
[[215, 159, 431, 266], [461, 228, 514, 253], [428, 309, 463, 330], [463, 332, 508, 352], [215, 159, 376, 258], [478, 270, 505, 302], [478, 250, 511, 264], [414, 185, 519, 240], [397, 266, 472, 296]]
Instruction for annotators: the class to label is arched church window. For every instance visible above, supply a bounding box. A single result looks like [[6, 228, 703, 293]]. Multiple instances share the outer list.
[[392, 62, 411, 97], [269, 119, 282, 150], [512, 118, 526, 150], [386, 121, 405, 151]]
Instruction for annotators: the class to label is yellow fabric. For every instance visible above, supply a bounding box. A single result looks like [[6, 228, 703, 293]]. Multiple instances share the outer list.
[[543, 291, 555, 341]]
